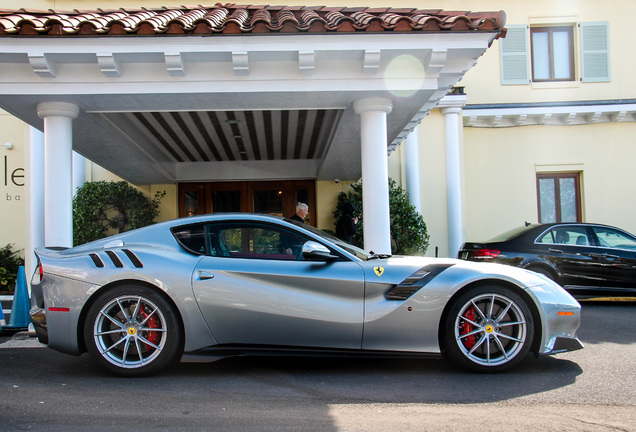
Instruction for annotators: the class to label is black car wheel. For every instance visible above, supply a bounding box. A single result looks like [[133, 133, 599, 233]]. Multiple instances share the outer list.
[[442, 285, 534, 372], [84, 285, 183, 377]]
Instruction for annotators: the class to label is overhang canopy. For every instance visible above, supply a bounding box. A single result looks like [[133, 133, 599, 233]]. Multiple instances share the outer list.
[[0, 4, 505, 184]]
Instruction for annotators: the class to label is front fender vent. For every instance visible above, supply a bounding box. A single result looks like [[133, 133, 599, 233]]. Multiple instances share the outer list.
[[385, 263, 454, 301]]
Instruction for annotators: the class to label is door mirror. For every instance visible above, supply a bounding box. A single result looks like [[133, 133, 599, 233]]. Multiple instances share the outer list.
[[302, 241, 339, 261]]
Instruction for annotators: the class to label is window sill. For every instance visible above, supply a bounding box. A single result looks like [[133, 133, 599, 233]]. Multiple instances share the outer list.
[[531, 81, 580, 90]]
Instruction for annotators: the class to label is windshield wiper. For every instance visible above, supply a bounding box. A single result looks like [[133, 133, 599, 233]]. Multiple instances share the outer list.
[[367, 251, 392, 260]]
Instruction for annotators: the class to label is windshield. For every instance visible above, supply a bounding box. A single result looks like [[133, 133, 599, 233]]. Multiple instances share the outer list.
[[286, 218, 371, 260]]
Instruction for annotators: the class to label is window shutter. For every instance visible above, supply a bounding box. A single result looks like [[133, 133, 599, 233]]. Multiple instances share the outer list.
[[580, 21, 610, 82], [500, 24, 530, 85]]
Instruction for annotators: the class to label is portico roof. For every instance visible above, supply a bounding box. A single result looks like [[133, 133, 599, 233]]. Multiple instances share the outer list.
[[0, 4, 505, 184]]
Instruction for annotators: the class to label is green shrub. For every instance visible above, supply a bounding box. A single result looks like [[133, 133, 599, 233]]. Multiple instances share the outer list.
[[333, 179, 429, 255], [73, 181, 165, 246], [0, 244, 24, 292]]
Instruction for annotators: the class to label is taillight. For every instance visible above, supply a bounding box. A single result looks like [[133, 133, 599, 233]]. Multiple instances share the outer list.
[[472, 248, 501, 259], [34, 257, 43, 283]]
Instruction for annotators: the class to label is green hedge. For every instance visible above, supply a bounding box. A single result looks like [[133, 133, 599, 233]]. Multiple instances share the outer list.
[[333, 179, 429, 255], [73, 181, 165, 246]]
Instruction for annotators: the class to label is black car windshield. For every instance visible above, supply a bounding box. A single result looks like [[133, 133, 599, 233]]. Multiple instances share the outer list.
[[287, 218, 371, 260], [488, 225, 537, 242]]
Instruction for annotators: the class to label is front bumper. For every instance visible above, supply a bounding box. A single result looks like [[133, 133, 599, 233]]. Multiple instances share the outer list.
[[541, 336, 584, 355]]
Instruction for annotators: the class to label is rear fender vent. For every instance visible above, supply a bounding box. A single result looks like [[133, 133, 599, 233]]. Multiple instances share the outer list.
[[122, 249, 144, 268], [89, 253, 104, 268], [385, 263, 454, 301], [105, 250, 124, 268]]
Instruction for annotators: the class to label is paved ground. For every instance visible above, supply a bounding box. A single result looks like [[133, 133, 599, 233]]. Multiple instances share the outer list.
[[0, 301, 634, 431]]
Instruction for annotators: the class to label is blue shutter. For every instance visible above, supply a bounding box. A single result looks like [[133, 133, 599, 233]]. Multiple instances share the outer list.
[[580, 22, 610, 82], [500, 24, 530, 85]]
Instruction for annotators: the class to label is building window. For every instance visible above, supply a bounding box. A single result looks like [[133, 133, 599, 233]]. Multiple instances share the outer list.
[[537, 173, 582, 223], [530, 26, 575, 82], [500, 22, 609, 85]]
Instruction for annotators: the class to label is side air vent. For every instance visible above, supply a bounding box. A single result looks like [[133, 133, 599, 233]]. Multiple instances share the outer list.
[[105, 250, 124, 268], [122, 249, 144, 268], [89, 253, 104, 268], [385, 264, 454, 301]]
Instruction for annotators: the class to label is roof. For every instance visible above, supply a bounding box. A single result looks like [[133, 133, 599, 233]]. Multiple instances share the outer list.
[[0, 3, 506, 36]]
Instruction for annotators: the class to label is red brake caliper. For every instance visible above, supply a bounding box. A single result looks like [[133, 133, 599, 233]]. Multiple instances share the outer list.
[[459, 305, 476, 349], [139, 306, 161, 348]]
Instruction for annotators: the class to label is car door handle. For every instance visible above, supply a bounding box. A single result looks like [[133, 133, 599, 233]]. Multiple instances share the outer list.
[[548, 248, 564, 253], [197, 271, 215, 280], [603, 254, 620, 259]]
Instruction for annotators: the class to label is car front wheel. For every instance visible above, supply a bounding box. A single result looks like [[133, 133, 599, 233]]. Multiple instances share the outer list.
[[442, 285, 534, 372], [84, 285, 183, 377]]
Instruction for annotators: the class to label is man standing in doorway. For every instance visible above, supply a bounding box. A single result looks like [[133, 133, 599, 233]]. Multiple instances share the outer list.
[[290, 202, 308, 223]]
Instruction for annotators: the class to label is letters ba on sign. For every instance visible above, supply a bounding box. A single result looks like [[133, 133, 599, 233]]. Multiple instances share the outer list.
[[4, 155, 24, 201]]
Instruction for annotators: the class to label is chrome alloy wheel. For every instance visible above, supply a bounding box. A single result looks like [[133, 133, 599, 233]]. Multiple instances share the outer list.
[[93, 295, 168, 369], [454, 293, 528, 367]]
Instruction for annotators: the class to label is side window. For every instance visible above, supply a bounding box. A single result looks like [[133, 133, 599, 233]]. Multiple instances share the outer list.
[[537, 226, 590, 246], [208, 222, 309, 261], [592, 227, 636, 250], [172, 224, 207, 255]]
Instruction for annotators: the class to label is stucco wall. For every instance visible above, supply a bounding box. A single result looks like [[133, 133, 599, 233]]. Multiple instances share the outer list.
[[462, 122, 636, 241], [0, 110, 27, 255]]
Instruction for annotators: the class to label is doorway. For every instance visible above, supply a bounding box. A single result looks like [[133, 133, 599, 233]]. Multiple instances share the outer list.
[[178, 180, 316, 225]]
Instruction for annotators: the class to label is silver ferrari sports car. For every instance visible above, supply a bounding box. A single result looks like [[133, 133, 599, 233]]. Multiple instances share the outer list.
[[30, 213, 583, 376]]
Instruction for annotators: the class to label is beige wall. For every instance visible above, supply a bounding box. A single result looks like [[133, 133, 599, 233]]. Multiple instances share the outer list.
[[0, 110, 27, 254], [462, 122, 636, 241]]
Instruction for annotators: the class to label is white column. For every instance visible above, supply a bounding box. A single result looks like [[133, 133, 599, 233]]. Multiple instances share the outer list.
[[440, 96, 466, 258], [354, 97, 393, 254], [404, 128, 421, 213], [73, 151, 86, 195], [28, 127, 44, 281], [37, 102, 80, 248]]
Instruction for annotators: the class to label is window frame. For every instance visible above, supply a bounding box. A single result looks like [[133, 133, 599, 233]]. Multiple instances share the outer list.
[[536, 172, 582, 223], [530, 25, 576, 82]]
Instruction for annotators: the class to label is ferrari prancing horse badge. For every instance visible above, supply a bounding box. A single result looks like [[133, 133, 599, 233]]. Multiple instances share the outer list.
[[373, 266, 384, 277]]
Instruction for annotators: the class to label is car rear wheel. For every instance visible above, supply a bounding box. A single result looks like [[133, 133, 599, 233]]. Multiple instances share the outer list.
[[84, 285, 183, 377], [442, 285, 534, 372]]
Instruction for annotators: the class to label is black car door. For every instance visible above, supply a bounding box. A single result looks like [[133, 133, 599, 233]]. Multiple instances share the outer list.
[[589, 226, 636, 290], [535, 225, 606, 287]]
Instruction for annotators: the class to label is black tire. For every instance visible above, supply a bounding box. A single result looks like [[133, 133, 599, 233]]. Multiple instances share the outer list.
[[84, 284, 183, 377], [442, 284, 534, 373]]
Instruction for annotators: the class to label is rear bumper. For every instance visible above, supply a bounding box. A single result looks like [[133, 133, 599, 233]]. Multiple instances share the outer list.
[[29, 306, 48, 345]]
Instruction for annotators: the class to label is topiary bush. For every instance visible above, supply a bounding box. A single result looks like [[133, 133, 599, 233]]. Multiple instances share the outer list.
[[73, 181, 165, 246], [332, 178, 429, 255], [0, 244, 24, 293]]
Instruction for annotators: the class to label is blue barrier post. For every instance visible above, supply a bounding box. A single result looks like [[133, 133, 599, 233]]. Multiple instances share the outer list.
[[6, 266, 29, 329]]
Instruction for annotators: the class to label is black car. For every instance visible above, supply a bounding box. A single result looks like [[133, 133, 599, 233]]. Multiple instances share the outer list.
[[458, 223, 636, 298]]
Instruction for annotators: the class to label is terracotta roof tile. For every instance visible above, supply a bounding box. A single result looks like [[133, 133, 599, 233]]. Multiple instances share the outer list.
[[0, 3, 506, 36]]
